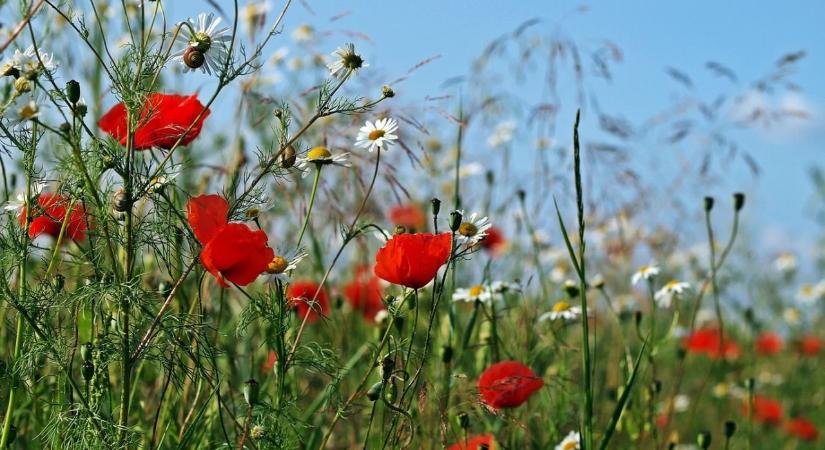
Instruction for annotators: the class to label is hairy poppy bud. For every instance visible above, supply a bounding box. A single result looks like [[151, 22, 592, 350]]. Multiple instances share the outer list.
[[243, 379, 259, 406], [80, 343, 93, 362], [563, 280, 580, 298], [458, 412, 470, 429], [65, 80, 80, 104], [82, 360, 94, 382], [650, 379, 662, 395], [449, 211, 462, 232], [280, 145, 297, 168], [441, 345, 453, 364], [745, 377, 755, 390], [367, 382, 383, 401], [697, 431, 712, 449], [733, 192, 745, 211], [724, 420, 737, 438], [430, 197, 441, 217], [183, 47, 205, 69], [704, 196, 714, 212], [381, 356, 394, 382], [381, 85, 395, 98]]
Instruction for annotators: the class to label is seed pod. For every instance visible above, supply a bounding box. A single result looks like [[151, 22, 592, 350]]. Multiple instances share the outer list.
[[367, 382, 383, 401], [441, 345, 453, 364], [65, 80, 80, 104], [704, 196, 714, 212], [243, 379, 259, 406], [279, 145, 297, 168], [449, 210, 462, 232], [430, 197, 441, 216], [724, 420, 737, 438], [183, 47, 205, 69], [733, 192, 745, 211]]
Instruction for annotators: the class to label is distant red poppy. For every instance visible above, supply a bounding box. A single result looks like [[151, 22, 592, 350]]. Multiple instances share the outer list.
[[343, 266, 386, 323], [785, 417, 819, 441], [99, 93, 210, 150], [186, 194, 230, 244], [287, 280, 330, 323], [744, 396, 783, 425], [388, 204, 427, 231], [261, 351, 278, 375], [477, 361, 543, 409], [446, 433, 496, 450], [374, 232, 452, 289], [480, 226, 506, 255], [797, 335, 821, 356], [20, 193, 88, 242], [755, 332, 784, 355], [682, 328, 740, 360], [200, 223, 274, 288]]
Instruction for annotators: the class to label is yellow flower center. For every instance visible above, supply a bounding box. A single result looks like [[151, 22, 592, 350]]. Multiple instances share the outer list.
[[19, 103, 38, 120], [468, 285, 483, 297], [638, 265, 649, 273], [552, 301, 571, 313], [267, 256, 288, 274], [368, 129, 385, 141], [307, 146, 331, 161], [458, 222, 478, 237], [665, 280, 680, 289], [563, 441, 578, 450]]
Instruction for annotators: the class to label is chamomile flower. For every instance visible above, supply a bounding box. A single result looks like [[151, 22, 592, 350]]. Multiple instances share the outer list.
[[265, 248, 307, 283], [147, 173, 178, 194], [291, 24, 314, 43], [486, 120, 515, 147], [654, 280, 690, 308], [327, 43, 367, 77], [539, 301, 582, 322], [489, 280, 521, 294], [3, 180, 46, 212], [1, 45, 56, 77], [8, 100, 40, 123], [454, 211, 491, 246], [295, 146, 351, 177], [355, 117, 399, 152], [555, 431, 581, 450], [773, 252, 797, 273], [240, 1, 271, 34], [631, 264, 660, 285], [173, 13, 231, 75], [797, 281, 825, 304], [452, 284, 492, 304]]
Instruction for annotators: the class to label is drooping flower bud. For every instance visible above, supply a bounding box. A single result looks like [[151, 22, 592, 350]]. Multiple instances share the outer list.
[[243, 379, 259, 406], [80, 343, 93, 362], [367, 382, 383, 401], [65, 80, 80, 104], [381, 85, 395, 98], [458, 412, 470, 429], [82, 360, 95, 382], [733, 192, 745, 211]]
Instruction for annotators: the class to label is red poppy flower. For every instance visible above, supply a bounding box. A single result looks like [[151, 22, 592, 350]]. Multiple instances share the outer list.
[[480, 226, 506, 255], [797, 335, 821, 356], [186, 194, 230, 244], [755, 331, 784, 355], [446, 433, 496, 450], [99, 93, 210, 150], [743, 396, 783, 425], [20, 193, 88, 242], [682, 328, 739, 360], [287, 280, 330, 323], [477, 361, 543, 409], [200, 223, 274, 288], [261, 351, 278, 375], [388, 204, 427, 231], [785, 417, 819, 441], [344, 266, 386, 323], [374, 232, 452, 289]]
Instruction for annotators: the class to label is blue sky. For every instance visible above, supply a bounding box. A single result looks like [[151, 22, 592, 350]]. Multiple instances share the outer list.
[[170, 0, 825, 258]]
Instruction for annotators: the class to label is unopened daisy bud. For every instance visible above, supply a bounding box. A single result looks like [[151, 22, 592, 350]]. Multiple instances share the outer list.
[[449, 210, 462, 232], [245, 208, 260, 220], [14, 77, 32, 93], [696, 431, 712, 449], [1, 62, 18, 78], [563, 280, 580, 298], [724, 420, 737, 438], [704, 196, 714, 212], [280, 145, 297, 168], [458, 412, 470, 429], [431, 197, 441, 216], [441, 345, 453, 364], [65, 80, 80, 104], [80, 343, 93, 362], [243, 379, 259, 406], [394, 225, 407, 235], [82, 360, 95, 382], [367, 382, 383, 401], [381, 85, 395, 98], [733, 192, 745, 211]]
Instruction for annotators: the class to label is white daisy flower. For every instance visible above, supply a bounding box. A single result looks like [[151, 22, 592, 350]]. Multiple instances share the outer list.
[[240, 1, 272, 34], [147, 173, 178, 194], [1, 45, 56, 77], [9, 100, 41, 123], [539, 301, 582, 322], [295, 146, 351, 177], [772, 252, 796, 273], [355, 117, 399, 152], [459, 162, 485, 178], [173, 13, 231, 75], [797, 280, 825, 304], [555, 430, 581, 450], [452, 284, 492, 304], [654, 280, 690, 308], [489, 280, 521, 294], [291, 24, 314, 43], [454, 210, 491, 246], [486, 120, 515, 147], [673, 394, 690, 412], [3, 180, 46, 213], [327, 43, 367, 77], [631, 264, 660, 285], [265, 248, 307, 283]]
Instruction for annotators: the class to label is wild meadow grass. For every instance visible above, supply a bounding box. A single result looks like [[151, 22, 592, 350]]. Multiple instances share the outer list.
[[0, 1, 821, 449]]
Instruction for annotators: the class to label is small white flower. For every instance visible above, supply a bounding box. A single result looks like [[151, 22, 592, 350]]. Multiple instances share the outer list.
[[458, 162, 485, 178], [452, 284, 492, 304], [265, 248, 307, 283], [295, 147, 351, 177], [291, 24, 314, 43], [486, 120, 515, 147], [240, 1, 272, 33], [2, 45, 56, 76], [373, 309, 390, 324], [147, 173, 178, 194], [355, 117, 399, 152], [173, 13, 231, 75], [798, 281, 825, 304], [673, 394, 690, 412], [9, 100, 40, 123], [3, 181, 46, 212], [327, 43, 367, 77], [631, 264, 660, 285], [539, 301, 582, 322], [454, 211, 491, 246], [555, 430, 581, 450], [773, 252, 796, 273], [654, 280, 690, 308], [489, 280, 521, 294]]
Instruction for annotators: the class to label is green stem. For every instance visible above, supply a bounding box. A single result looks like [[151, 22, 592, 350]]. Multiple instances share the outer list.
[[295, 166, 322, 251]]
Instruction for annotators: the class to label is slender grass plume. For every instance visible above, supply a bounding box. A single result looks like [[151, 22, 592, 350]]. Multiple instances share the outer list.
[[0, 1, 821, 449]]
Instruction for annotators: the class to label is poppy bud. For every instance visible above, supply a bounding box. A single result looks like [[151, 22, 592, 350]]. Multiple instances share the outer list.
[[381, 356, 394, 381], [516, 189, 526, 203], [733, 192, 745, 211], [634, 311, 643, 327], [280, 145, 297, 168], [6, 425, 15, 446], [65, 80, 80, 104], [745, 377, 755, 390], [563, 280, 580, 298], [183, 47, 206, 69], [485, 170, 494, 185], [704, 196, 714, 212], [696, 431, 711, 449], [394, 225, 407, 235], [449, 211, 462, 232], [676, 347, 687, 360], [381, 85, 395, 98], [54, 274, 65, 292], [430, 197, 441, 216], [243, 379, 259, 406], [458, 412, 470, 429], [112, 189, 130, 213], [367, 382, 383, 401], [724, 420, 737, 438], [650, 379, 662, 395], [82, 360, 94, 382], [441, 345, 453, 364], [80, 343, 93, 362]]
